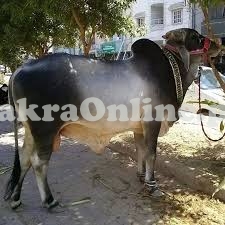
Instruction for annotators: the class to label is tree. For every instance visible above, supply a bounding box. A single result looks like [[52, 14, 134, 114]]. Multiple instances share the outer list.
[[0, 45, 24, 73], [0, 0, 78, 70], [41, 0, 136, 55], [189, 0, 225, 92], [189, 0, 225, 197], [189, 0, 224, 38], [0, 3, 25, 71]]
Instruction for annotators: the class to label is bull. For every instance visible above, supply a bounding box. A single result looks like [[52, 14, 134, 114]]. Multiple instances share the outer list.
[[4, 28, 221, 209]]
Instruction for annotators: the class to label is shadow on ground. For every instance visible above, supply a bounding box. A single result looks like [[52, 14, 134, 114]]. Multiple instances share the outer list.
[[1, 118, 225, 224], [109, 131, 225, 224]]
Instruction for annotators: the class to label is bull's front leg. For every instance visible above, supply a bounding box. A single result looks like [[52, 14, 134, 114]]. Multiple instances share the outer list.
[[142, 120, 164, 196]]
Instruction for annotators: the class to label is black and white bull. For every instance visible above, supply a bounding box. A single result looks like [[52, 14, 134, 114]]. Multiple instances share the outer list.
[[4, 28, 221, 209]]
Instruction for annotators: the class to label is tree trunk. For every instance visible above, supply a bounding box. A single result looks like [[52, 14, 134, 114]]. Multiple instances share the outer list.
[[37, 45, 49, 58], [200, 5, 214, 39], [83, 41, 93, 56], [80, 31, 89, 56], [71, 8, 96, 56], [37, 47, 45, 58], [199, 2, 225, 93], [79, 31, 95, 56]]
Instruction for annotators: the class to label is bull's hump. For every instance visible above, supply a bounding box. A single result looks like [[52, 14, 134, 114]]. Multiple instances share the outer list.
[[131, 39, 162, 58]]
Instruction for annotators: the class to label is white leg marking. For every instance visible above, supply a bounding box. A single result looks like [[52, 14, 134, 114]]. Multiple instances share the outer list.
[[31, 152, 48, 202], [145, 161, 151, 182]]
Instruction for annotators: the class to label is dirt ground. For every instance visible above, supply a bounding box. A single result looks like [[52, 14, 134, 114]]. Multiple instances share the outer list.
[[110, 128, 225, 225], [106, 86, 225, 224], [1, 86, 225, 225], [1, 126, 225, 225]]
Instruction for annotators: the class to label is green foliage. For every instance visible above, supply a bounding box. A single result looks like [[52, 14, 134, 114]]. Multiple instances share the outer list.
[[0, 0, 137, 68], [37, 0, 137, 54], [0, 0, 78, 70], [42, 0, 136, 36], [187, 99, 219, 106]]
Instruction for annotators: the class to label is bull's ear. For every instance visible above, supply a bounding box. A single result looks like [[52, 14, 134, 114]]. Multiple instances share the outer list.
[[177, 46, 190, 71], [163, 29, 186, 44]]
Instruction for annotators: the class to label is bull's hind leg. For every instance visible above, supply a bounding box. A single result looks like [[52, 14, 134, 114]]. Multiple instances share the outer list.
[[30, 143, 58, 209], [5, 127, 33, 209], [134, 132, 146, 183], [142, 120, 164, 196]]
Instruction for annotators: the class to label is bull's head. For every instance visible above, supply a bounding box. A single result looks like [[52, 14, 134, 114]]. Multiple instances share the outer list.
[[162, 28, 221, 71]]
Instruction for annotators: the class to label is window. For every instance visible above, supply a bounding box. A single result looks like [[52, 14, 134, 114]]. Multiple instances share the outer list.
[[172, 9, 182, 24], [136, 17, 145, 27], [210, 6, 225, 19]]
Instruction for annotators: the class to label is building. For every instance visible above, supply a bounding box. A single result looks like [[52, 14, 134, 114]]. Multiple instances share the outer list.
[[190, 4, 225, 73], [200, 5, 225, 45], [131, 0, 193, 45], [53, 1, 224, 58], [93, 0, 194, 58], [92, 0, 194, 58]]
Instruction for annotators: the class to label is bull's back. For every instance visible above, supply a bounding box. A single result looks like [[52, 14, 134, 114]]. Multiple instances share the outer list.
[[10, 50, 177, 152], [11, 54, 152, 111]]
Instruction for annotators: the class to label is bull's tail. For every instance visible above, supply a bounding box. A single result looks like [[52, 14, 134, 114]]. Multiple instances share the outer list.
[[4, 77, 21, 201]]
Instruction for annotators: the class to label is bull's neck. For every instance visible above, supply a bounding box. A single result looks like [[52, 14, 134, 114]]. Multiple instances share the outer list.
[[168, 48, 202, 89], [164, 47, 203, 105], [184, 55, 202, 89], [180, 56, 203, 102]]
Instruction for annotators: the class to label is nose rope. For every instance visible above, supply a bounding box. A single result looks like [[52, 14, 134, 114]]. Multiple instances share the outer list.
[[197, 66, 225, 142], [190, 37, 211, 64]]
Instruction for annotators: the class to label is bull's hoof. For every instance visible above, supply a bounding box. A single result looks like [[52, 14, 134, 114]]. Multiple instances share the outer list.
[[149, 188, 165, 197], [137, 172, 145, 183], [10, 199, 22, 209], [144, 181, 165, 197], [43, 199, 59, 209]]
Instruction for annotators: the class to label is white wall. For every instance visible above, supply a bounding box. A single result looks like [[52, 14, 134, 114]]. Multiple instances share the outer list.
[[151, 5, 164, 20], [131, 0, 194, 42], [132, 0, 151, 35], [193, 5, 204, 33]]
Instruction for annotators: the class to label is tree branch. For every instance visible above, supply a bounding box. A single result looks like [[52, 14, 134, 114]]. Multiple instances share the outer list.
[[71, 7, 87, 52], [88, 26, 96, 45], [71, 8, 85, 34], [198, 1, 225, 93], [199, 2, 214, 39]]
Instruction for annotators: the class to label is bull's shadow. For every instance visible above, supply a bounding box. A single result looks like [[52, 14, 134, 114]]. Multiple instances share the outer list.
[[0, 120, 13, 136], [109, 131, 225, 223]]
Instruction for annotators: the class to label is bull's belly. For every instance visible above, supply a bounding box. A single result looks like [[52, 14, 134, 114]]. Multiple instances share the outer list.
[[59, 120, 142, 154], [55, 120, 171, 154]]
